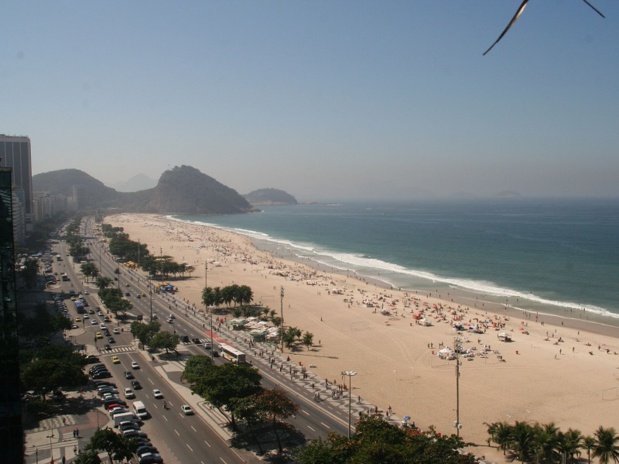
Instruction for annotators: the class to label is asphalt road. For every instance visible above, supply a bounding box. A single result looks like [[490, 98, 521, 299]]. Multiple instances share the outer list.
[[54, 219, 363, 462]]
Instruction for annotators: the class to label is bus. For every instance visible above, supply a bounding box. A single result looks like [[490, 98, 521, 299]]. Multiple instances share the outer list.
[[75, 300, 85, 314], [218, 343, 246, 364]]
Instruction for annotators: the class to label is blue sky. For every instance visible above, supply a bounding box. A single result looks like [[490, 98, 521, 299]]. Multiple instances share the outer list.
[[2, 1, 618, 200]]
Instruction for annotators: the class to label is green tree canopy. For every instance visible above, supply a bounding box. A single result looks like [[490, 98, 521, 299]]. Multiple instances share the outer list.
[[296, 415, 476, 464], [183, 356, 262, 430], [149, 331, 180, 353]]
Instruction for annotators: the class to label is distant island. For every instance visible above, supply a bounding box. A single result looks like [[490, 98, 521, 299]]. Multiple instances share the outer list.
[[244, 188, 298, 206], [33, 165, 258, 215]]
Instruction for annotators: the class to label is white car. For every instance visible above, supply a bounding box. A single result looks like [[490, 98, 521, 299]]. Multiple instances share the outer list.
[[124, 388, 135, 399], [113, 328, 120, 334], [152, 389, 163, 399], [181, 405, 193, 415], [131, 361, 139, 369], [91, 319, 98, 325], [99, 324, 107, 330]]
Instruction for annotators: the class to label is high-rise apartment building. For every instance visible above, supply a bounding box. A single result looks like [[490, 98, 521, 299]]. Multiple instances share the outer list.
[[0, 135, 34, 243], [0, 167, 23, 463]]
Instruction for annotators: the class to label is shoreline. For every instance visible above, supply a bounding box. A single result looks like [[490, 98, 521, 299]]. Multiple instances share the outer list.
[[249, 234, 619, 338], [106, 213, 619, 464]]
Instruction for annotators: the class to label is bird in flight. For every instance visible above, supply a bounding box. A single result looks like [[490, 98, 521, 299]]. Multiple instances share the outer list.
[[483, 0, 605, 55]]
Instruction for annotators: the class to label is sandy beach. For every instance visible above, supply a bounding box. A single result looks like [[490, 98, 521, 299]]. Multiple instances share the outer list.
[[107, 213, 619, 463]]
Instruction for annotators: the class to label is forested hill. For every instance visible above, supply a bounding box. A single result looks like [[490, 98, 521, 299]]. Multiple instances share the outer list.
[[244, 188, 298, 206], [143, 165, 255, 214], [33, 165, 256, 214]]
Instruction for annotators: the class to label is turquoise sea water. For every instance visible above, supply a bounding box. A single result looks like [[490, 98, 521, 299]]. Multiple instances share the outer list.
[[173, 198, 619, 323]]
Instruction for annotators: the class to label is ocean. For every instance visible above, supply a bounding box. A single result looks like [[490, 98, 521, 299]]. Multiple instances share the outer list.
[[173, 198, 619, 325]]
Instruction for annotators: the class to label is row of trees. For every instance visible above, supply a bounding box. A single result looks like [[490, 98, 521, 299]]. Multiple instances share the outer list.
[[183, 355, 298, 454], [296, 416, 476, 464], [102, 223, 194, 279], [66, 218, 90, 260], [486, 421, 619, 463], [130, 321, 180, 353], [201, 284, 254, 308]]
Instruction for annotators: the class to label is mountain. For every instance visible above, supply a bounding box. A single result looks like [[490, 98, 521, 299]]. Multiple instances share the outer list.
[[143, 165, 255, 214], [32, 168, 120, 209], [244, 188, 298, 206], [107, 173, 157, 192], [33, 166, 256, 214]]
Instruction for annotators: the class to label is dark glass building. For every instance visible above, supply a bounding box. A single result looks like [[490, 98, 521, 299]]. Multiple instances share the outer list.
[[0, 167, 23, 462]]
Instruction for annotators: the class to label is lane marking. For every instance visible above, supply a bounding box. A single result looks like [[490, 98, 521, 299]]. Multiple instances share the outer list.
[[187, 444, 194, 452], [174, 429, 180, 436], [307, 425, 315, 432], [191, 426, 197, 432], [162, 415, 168, 422], [321, 422, 330, 429], [301, 410, 310, 416], [204, 440, 211, 448]]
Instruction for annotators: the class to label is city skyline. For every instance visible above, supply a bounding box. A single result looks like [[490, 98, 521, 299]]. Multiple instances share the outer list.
[[3, 1, 619, 200]]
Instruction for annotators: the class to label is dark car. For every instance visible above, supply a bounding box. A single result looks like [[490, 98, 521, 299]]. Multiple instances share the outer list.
[[131, 380, 142, 390], [89, 364, 106, 374], [108, 337, 115, 343], [180, 335, 190, 343], [104, 344, 111, 351], [93, 381, 116, 388], [103, 329, 111, 337], [136, 446, 158, 456], [92, 371, 111, 379], [124, 371, 134, 380], [84, 355, 100, 364], [192, 338, 201, 344]]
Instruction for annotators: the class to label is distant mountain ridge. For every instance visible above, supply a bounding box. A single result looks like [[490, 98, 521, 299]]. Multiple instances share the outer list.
[[108, 173, 157, 192], [244, 188, 298, 206], [33, 165, 256, 214]]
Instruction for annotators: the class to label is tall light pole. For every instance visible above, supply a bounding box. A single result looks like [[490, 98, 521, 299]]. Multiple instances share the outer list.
[[454, 337, 462, 437], [204, 261, 214, 359], [280, 286, 284, 352], [46, 433, 54, 462], [149, 283, 153, 322], [341, 370, 357, 439]]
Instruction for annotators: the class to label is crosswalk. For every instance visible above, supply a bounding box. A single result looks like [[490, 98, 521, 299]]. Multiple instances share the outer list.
[[98, 345, 135, 354]]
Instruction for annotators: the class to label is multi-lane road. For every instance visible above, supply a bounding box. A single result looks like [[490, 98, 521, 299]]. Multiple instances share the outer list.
[[53, 219, 353, 462]]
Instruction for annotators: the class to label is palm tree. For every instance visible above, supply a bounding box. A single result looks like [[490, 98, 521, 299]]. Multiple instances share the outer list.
[[485, 421, 513, 456], [534, 422, 561, 463], [557, 428, 583, 464], [510, 421, 536, 463], [583, 435, 596, 464], [594, 426, 619, 464]]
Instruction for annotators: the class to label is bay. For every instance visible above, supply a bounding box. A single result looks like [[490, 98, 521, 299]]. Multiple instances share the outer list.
[[173, 197, 619, 323]]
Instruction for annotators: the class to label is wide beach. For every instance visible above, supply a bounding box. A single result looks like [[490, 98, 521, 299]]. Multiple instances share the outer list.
[[107, 213, 619, 463]]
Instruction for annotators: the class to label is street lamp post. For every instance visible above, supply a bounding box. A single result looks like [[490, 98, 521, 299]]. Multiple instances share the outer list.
[[46, 433, 54, 462], [341, 370, 357, 439], [454, 338, 462, 437], [149, 283, 153, 322], [280, 286, 285, 352]]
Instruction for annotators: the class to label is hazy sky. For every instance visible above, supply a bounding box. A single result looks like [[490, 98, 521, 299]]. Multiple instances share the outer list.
[[3, 1, 618, 200]]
